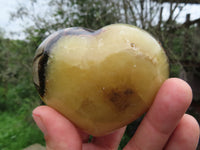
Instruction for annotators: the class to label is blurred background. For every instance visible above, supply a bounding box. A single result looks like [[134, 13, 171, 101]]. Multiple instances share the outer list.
[[0, 0, 199, 149]]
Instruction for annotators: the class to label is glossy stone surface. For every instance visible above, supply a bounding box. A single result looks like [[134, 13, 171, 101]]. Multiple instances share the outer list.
[[33, 24, 169, 136]]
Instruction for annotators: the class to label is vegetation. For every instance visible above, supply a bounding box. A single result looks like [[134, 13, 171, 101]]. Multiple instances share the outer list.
[[0, 0, 199, 149], [0, 36, 44, 149], [0, 112, 45, 150]]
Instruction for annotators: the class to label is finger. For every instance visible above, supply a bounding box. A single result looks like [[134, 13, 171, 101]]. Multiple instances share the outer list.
[[124, 78, 193, 150], [83, 127, 126, 150], [164, 114, 200, 150], [32, 106, 82, 150]]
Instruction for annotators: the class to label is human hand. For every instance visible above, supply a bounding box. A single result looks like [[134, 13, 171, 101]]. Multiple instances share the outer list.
[[32, 78, 200, 150]]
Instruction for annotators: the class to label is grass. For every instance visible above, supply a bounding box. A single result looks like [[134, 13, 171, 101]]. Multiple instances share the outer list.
[[0, 111, 45, 150]]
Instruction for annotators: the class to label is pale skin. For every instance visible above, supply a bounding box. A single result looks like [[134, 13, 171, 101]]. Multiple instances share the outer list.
[[32, 78, 200, 150]]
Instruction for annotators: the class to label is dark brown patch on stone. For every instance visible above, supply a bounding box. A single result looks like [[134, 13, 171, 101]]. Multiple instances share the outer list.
[[37, 52, 49, 97], [33, 31, 63, 97], [124, 88, 134, 95], [107, 88, 134, 112]]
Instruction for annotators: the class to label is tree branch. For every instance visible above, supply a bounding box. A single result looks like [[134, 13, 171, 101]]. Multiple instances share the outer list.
[[123, 0, 128, 23]]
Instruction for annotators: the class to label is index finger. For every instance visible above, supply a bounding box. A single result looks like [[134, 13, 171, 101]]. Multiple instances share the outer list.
[[124, 78, 193, 150]]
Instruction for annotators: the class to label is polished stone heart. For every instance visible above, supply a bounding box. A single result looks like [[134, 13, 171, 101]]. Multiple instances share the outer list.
[[33, 24, 169, 136]]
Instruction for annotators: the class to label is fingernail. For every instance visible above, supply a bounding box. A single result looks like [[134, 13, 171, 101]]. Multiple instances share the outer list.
[[32, 113, 48, 136]]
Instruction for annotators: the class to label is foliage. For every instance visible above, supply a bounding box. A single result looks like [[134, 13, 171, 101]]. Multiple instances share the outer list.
[[0, 112, 45, 150], [0, 31, 43, 148], [0, 36, 39, 111]]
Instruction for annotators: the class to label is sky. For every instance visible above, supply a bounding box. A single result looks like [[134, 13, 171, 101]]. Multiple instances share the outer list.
[[0, 0, 200, 39], [0, 0, 25, 36]]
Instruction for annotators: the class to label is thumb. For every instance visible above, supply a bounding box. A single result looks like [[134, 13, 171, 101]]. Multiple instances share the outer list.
[[32, 106, 82, 150]]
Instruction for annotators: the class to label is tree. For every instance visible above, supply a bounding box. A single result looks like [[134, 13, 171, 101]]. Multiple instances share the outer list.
[[10, 0, 120, 47], [10, 0, 188, 46]]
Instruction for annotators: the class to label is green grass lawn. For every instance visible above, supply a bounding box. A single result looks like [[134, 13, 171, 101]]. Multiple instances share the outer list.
[[0, 111, 45, 150]]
